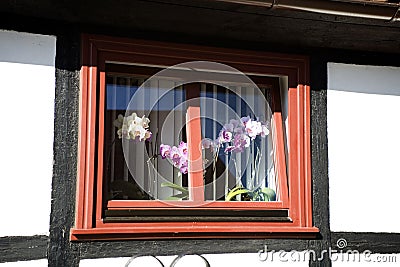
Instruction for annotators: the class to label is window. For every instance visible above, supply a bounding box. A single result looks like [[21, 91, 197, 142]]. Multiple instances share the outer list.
[[71, 34, 318, 240]]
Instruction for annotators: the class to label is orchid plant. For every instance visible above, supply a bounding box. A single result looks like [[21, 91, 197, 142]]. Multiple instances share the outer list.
[[110, 113, 153, 200], [113, 113, 152, 141], [113, 113, 276, 202], [113, 113, 189, 200], [158, 116, 276, 202], [204, 116, 276, 201], [217, 116, 269, 152], [159, 142, 188, 175], [158, 142, 189, 200]]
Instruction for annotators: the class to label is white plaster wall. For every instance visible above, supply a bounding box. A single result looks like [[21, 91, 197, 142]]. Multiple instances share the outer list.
[[79, 253, 309, 267], [0, 30, 56, 236], [328, 63, 400, 232], [0, 259, 47, 266]]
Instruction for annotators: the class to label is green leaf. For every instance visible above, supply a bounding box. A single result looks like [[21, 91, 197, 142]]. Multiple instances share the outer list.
[[225, 187, 250, 201], [261, 187, 276, 201], [160, 182, 189, 193], [165, 192, 189, 200], [166, 196, 183, 200]]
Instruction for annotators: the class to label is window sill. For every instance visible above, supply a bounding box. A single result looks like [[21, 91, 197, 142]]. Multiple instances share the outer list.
[[70, 225, 319, 241]]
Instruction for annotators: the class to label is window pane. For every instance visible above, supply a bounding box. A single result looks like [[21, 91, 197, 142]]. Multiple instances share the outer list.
[[103, 70, 187, 201], [200, 83, 278, 202], [103, 64, 280, 203]]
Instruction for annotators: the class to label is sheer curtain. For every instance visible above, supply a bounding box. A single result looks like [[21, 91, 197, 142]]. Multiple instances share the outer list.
[[105, 74, 186, 200]]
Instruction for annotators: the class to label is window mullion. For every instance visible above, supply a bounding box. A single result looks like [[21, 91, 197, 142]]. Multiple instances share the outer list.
[[186, 106, 204, 202]]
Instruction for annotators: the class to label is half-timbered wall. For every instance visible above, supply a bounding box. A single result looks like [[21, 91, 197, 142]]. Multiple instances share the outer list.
[[0, 1, 400, 266]]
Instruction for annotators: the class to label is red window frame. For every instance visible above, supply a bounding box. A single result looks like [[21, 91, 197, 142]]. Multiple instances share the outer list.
[[71, 34, 318, 240]]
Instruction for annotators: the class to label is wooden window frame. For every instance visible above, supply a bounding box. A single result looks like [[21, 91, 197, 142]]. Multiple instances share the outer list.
[[71, 34, 319, 240]]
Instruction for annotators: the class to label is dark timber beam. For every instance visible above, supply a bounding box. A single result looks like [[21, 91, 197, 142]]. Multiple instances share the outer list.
[[213, 0, 400, 21]]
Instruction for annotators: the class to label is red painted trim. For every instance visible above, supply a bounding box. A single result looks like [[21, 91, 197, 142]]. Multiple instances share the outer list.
[[71, 225, 319, 241], [73, 34, 316, 240], [288, 86, 299, 225], [107, 200, 285, 209], [297, 85, 306, 226], [73, 224, 319, 233], [75, 65, 88, 230], [304, 85, 313, 226], [84, 63, 97, 229], [75, 35, 99, 230], [186, 107, 204, 201], [274, 113, 289, 205], [95, 55, 107, 227], [286, 84, 312, 228]]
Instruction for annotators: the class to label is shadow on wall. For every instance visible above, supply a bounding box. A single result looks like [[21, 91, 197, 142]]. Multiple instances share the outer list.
[[328, 62, 400, 96], [0, 30, 56, 66]]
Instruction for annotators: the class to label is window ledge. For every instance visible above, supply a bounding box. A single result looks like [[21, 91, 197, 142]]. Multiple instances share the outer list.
[[71, 226, 319, 241]]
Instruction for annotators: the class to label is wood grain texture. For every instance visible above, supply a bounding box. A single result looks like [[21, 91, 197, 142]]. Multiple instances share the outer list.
[[332, 232, 400, 253], [0, 236, 48, 263], [79, 239, 310, 259], [48, 31, 81, 267], [308, 54, 332, 267], [0, 0, 399, 54]]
